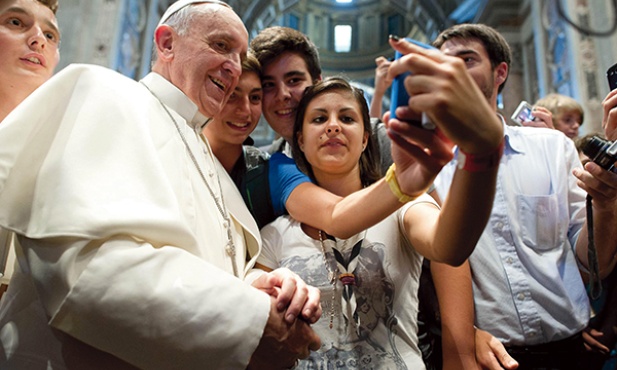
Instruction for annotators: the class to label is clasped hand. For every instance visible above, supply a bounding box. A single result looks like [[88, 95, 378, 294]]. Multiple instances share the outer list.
[[249, 268, 321, 369], [251, 267, 321, 324]]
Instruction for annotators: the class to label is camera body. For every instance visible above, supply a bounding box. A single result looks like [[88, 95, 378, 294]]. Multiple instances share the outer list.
[[608, 62, 617, 91], [582, 136, 617, 172], [510, 101, 534, 126], [390, 38, 438, 130]]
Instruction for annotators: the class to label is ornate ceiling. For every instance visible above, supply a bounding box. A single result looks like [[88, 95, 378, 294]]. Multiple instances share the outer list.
[[156, 0, 523, 81]]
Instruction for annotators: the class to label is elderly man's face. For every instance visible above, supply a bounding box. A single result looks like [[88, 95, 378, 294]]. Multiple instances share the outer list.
[[169, 5, 248, 118], [0, 0, 60, 92]]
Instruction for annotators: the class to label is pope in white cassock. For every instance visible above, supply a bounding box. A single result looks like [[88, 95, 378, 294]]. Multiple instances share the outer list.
[[0, 1, 320, 369]]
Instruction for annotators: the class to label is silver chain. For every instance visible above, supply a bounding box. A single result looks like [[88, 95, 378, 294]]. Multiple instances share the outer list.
[[140, 82, 238, 277]]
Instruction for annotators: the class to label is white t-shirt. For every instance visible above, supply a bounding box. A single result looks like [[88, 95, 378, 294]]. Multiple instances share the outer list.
[[259, 194, 437, 369], [434, 124, 588, 345]]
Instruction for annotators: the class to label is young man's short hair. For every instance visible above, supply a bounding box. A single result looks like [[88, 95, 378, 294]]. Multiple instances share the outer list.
[[38, 0, 58, 14], [250, 26, 321, 81]]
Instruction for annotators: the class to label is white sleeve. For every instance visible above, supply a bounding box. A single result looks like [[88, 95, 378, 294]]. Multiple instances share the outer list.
[[0, 64, 271, 369], [23, 234, 270, 369], [258, 221, 285, 270], [563, 137, 586, 247]]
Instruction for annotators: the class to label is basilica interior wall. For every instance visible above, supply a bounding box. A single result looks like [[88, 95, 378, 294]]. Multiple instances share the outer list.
[[54, 0, 617, 141]]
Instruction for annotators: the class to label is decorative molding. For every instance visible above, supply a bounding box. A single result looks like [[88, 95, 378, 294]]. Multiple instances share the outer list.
[[509, 41, 523, 73], [116, 0, 149, 79], [92, 0, 120, 66], [575, 0, 600, 101]]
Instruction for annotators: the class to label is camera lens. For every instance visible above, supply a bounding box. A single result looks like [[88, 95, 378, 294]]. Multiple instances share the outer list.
[[582, 136, 617, 170]]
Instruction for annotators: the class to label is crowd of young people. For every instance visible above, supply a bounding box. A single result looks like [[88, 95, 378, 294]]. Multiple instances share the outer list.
[[1, 1, 617, 369]]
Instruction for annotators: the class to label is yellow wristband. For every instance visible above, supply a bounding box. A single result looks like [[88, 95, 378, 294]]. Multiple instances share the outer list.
[[385, 164, 419, 203]]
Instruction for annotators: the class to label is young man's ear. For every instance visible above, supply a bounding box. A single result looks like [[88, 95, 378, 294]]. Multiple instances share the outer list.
[[495, 62, 508, 87], [154, 25, 175, 61]]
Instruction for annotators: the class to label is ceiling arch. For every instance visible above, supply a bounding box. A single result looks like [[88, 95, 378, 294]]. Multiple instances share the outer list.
[[157, 0, 488, 81], [232, 0, 466, 81]]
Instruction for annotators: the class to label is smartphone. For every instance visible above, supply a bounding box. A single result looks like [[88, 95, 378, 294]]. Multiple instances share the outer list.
[[608, 62, 617, 91], [390, 38, 438, 130], [510, 101, 534, 126]]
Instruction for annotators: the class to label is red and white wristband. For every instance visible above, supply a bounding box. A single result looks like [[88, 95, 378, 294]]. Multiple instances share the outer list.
[[457, 138, 505, 172]]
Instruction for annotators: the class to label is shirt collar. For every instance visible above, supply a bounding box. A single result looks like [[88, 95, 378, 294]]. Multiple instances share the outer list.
[[140, 72, 209, 129], [499, 113, 525, 154], [452, 113, 523, 157]]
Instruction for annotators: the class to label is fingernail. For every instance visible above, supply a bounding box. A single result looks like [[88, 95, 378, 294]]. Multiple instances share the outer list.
[[389, 34, 400, 41], [277, 302, 285, 311], [285, 313, 295, 323]]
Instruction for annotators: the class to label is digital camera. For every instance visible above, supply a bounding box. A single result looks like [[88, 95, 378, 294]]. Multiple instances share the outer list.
[[582, 135, 617, 171], [390, 38, 438, 130], [511, 101, 533, 126]]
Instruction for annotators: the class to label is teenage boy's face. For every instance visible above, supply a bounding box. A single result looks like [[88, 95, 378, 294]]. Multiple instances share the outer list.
[[0, 0, 60, 91], [206, 70, 262, 146], [261, 52, 314, 143]]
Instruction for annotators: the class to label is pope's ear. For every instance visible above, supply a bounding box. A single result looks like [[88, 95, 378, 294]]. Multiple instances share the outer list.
[[154, 25, 175, 61]]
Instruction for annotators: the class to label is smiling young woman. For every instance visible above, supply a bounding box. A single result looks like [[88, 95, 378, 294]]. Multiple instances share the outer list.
[[255, 77, 494, 369]]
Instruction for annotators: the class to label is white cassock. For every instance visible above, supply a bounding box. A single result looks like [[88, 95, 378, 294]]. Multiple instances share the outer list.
[[0, 64, 270, 369]]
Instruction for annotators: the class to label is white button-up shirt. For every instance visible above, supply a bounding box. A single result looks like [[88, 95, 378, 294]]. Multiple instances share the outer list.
[[434, 122, 589, 346]]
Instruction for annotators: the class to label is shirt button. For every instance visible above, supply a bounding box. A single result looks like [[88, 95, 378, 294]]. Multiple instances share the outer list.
[[517, 293, 525, 301], [494, 221, 504, 230], [208, 170, 215, 177], [528, 331, 536, 337], [506, 257, 514, 264], [222, 220, 229, 229]]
